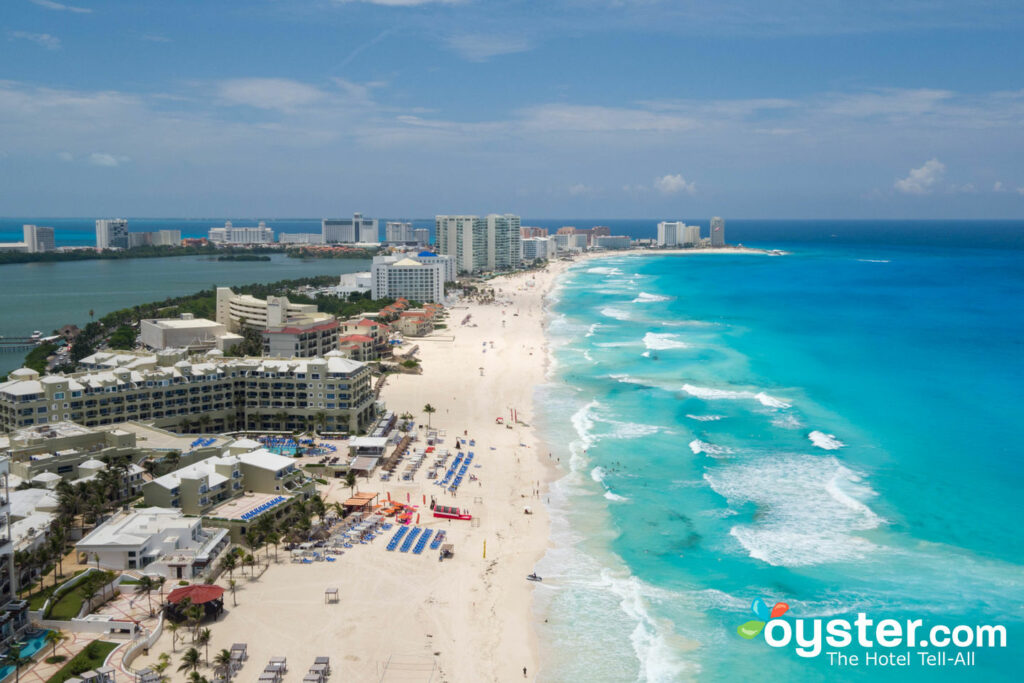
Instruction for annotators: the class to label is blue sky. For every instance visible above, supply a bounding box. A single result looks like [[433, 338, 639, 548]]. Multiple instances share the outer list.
[[2, 0, 1023, 218]]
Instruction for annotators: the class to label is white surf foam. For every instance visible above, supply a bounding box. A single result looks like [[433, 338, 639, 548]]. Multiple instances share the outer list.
[[631, 291, 672, 303], [643, 332, 689, 350], [585, 323, 602, 338], [689, 439, 734, 456], [686, 414, 725, 422], [771, 414, 803, 429], [590, 466, 606, 483], [681, 383, 792, 409], [857, 259, 890, 263], [641, 351, 651, 358], [604, 491, 630, 502], [582, 349, 595, 363], [809, 430, 845, 450], [587, 266, 624, 275], [609, 421, 660, 439], [600, 307, 632, 321], [704, 455, 883, 567]]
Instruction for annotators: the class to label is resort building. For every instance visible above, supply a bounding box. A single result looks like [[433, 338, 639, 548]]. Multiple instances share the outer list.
[[569, 234, 589, 251], [0, 355, 377, 434], [337, 335, 376, 362], [385, 222, 414, 244], [486, 214, 522, 271], [0, 456, 29, 648], [711, 216, 725, 247], [340, 319, 389, 358], [127, 230, 182, 248], [414, 228, 430, 245], [76, 507, 230, 580], [278, 232, 324, 244], [658, 221, 704, 247], [143, 448, 310, 515], [393, 312, 434, 337], [96, 219, 129, 250], [331, 272, 373, 298], [521, 237, 554, 262], [208, 221, 274, 245], [215, 287, 323, 333], [593, 235, 631, 250], [371, 256, 446, 303], [22, 225, 55, 253], [322, 214, 379, 244], [262, 318, 340, 358], [435, 215, 486, 274], [140, 315, 243, 352], [520, 226, 549, 238]]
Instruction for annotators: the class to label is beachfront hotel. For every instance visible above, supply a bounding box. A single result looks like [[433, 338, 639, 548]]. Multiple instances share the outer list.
[[371, 255, 446, 303], [0, 456, 29, 648], [322, 213, 379, 244], [75, 507, 231, 580], [215, 287, 323, 332], [0, 352, 376, 434], [435, 213, 522, 274], [711, 216, 726, 247], [208, 221, 275, 245], [0, 225, 56, 254], [95, 218, 129, 250]]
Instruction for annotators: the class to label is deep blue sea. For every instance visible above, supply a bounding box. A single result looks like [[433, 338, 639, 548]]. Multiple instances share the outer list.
[[532, 225, 1024, 681]]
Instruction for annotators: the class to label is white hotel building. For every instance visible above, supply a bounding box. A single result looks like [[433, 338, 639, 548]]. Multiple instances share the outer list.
[[96, 219, 129, 250], [208, 221, 274, 245], [371, 255, 447, 303]]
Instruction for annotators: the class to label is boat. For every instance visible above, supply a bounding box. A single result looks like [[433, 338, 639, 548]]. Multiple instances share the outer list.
[[432, 504, 472, 521], [30, 331, 42, 340]]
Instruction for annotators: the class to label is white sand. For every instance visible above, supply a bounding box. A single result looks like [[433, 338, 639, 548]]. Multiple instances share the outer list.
[[132, 262, 568, 683]]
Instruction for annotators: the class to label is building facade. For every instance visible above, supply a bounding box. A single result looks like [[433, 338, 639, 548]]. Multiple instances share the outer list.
[[322, 214, 378, 244], [371, 257, 446, 303], [593, 235, 631, 250], [262, 319, 340, 358], [96, 219, 129, 250], [22, 225, 55, 253], [486, 214, 521, 270], [140, 315, 240, 352], [521, 237, 554, 261], [384, 222, 414, 243], [435, 215, 486, 274], [0, 355, 376, 434], [215, 288, 322, 332], [208, 221, 274, 245], [711, 216, 725, 247]]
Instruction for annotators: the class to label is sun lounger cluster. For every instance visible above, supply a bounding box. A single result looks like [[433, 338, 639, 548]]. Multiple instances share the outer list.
[[386, 526, 437, 555], [241, 495, 286, 521], [437, 451, 475, 492], [260, 656, 287, 683], [305, 657, 331, 683], [430, 530, 446, 550], [189, 437, 216, 449]]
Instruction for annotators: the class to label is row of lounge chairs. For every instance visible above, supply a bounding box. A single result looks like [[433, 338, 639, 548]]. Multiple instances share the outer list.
[[241, 495, 286, 521], [190, 437, 216, 448]]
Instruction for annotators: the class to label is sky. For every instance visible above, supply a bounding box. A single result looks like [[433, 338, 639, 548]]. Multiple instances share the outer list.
[[1, 0, 1024, 219]]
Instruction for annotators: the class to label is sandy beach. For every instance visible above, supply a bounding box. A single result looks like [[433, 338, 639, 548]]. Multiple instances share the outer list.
[[130, 260, 571, 683]]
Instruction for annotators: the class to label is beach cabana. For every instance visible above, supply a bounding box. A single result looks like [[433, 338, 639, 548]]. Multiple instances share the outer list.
[[341, 491, 379, 514], [165, 584, 225, 621]]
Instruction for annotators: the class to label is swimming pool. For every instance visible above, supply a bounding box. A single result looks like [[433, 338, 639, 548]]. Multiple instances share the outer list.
[[0, 629, 52, 681]]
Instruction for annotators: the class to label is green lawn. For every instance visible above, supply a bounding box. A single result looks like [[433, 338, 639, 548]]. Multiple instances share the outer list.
[[26, 570, 87, 610], [45, 641, 117, 683]]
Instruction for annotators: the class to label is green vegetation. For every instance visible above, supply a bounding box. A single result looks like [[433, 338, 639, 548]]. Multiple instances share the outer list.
[[45, 655, 67, 665], [0, 244, 279, 267], [45, 640, 117, 683], [284, 247, 377, 259], [45, 570, 117, 620], [107, 325, 137, 350], [217, 254, 271, 261], [400, 359, 419, 369], [23, 342, 59, 374]]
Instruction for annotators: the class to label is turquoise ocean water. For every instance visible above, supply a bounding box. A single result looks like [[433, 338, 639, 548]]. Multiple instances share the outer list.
[[533, 238, 1024, 681]]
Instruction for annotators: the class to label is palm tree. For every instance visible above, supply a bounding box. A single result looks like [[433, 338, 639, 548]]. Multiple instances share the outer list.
[[186, 604, 204, 642], [178, 647, 201, 673], [228, 579, 237, 607], [44, 629, 65, 657], [345, 470, 357, 496], [422, 403, 436, 428], [331, 502, 345, 520], [314, 412, 327, 434], [135, 575, 156, 615], [243, 553, 256, 578], [197, 628, 212, 665], [243, 530, 261, 567], [219, 553, 237, 580], [198, 414, 212, 433], [213, 649, 233, 683], [265, 532, 280, 562], [2, 645, 33, 683], [274, 411, 289, 431], [309, 494, 326, 522], [167, 622, 180, 651]]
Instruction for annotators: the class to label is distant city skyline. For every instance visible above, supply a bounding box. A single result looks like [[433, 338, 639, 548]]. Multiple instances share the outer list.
[[2, 1, 1023, 218]]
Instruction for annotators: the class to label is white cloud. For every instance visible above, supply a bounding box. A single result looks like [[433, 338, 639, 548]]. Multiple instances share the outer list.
[[519, 104, 696, 133], [57, 151, 73, 161], [654, 173, 697, 195], [217, 78, 326, 111], [9, 31, 61, 50], [89, 152, 129, 167], [894, 158, 945, 194], [445, 34, 532, 61], [141, 35, 172, 43], [993, 181, 1004, 192], [30, 0, 92, 13], [568, 183, 594, 196]]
